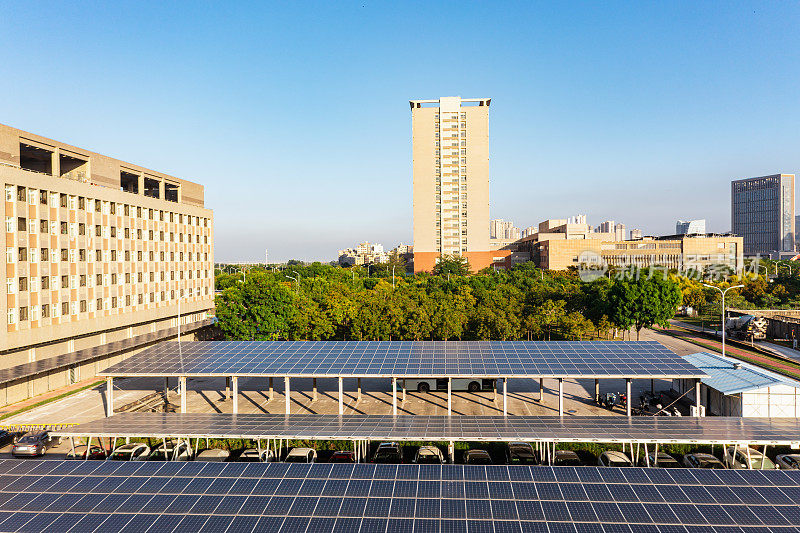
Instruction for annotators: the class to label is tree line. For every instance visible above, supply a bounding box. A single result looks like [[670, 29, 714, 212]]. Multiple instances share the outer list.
[[214, 260, 682, 342]]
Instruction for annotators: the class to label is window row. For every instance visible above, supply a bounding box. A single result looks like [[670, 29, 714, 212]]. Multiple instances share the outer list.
[[7, 246, 209, 264], [6, 217, 209, 244], [6, 185, 209, 227], [7, 270, 210, 293], [7, 287, 209, 324]]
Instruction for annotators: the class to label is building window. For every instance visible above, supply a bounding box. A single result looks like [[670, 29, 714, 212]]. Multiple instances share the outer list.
[[7, 309, 16, 325], [18, 277, 27, 291], [19, 306, 28, 321], [18, 247, 27, 262], [62, 302, 69, 316], [41, 304, 49, 318]]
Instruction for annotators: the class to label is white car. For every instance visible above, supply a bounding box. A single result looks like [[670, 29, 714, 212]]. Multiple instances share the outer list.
[[238, 448, 275, 463], [285, 447, 317, 463], [108, 443, 150, 461], [598, 451, 633, 467], [196, 449, 230, 462], [414, 446, 445, 464], [148, 440, 194, 461], [723, 447, 776, 470], [775, 454, 800, 470]]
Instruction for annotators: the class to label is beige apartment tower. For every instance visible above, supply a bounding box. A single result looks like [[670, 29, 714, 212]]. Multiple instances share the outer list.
[[0, 124, 215, 406], [411, 97, 494, 273]]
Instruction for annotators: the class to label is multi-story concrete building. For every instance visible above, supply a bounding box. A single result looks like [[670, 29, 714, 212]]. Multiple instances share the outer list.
[[629, 228, 643, 240], [731, 174, 795, 257], [676, 219, 706, 235], [338, 241, 389, 266], [411, 97, 493, 272], [0, 124, 214, 406], [489, 219, 520, 240]]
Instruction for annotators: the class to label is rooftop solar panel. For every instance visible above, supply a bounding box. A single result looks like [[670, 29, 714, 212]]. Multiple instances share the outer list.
[[100, 340, 704, 379], [0, 460, 797, 532], [54, 413, 800, 445]]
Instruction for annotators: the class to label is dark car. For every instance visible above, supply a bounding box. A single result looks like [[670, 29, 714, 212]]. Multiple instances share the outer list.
[[330, 451, 355, 463], [0, 430, 24, 448], [638, 452, 681, 468], [464, 450, 492, 465], [67, 444, 107, 460], [372, 442, 402, 464], [682, 453, 725, 469], [553, 450, 582, 466], [506, 443, 538, 465], [11, 432, 56, 457]]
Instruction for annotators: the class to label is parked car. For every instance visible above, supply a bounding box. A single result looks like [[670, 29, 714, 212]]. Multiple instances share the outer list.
[[196, 449, 231, 462], [553, 450, 582, 466], [638, 452, 681, 468], [11, 432, 57, 457], [67, 444, 108, 460], [237, 448, 275, 462], [147, 440, 193, 461], [506, 443, 538, 465], [285, 447, 317, 463], [598, 451, 633, 467], [0, 429, 24, 447], [723, 447, 776, 470], [464, 449, 492, 465], [330, 451, 355, 463], [682, 453, 725, 469], [414, 446, 445, 464], [108, 443, 151, 461], [776, 454, 800, 470], [372, 442, 402, 464]]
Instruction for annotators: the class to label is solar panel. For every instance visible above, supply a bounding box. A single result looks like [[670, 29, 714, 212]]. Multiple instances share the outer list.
[[55, 412, 800, 446], [99, 340, 704, 379], [4, 460, 795, 531]]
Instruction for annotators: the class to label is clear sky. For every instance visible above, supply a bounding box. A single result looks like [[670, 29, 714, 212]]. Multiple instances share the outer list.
[[2, 1, 799, 262]]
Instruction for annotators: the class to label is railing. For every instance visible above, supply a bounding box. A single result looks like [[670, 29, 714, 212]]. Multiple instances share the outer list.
[[0, 422, 78, 433]]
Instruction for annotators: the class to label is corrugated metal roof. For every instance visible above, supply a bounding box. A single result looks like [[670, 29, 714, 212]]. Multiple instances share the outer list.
[[682, 352, 800, 395]]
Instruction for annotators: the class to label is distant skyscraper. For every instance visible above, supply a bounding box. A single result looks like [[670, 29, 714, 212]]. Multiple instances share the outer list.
[[597, 220, 615, 234], [731, 174, 796, 256], [630, 228, 642, 239], [490, 219, 520, 240], [411, 96, 491, 272], [676, 219, 706, 235]]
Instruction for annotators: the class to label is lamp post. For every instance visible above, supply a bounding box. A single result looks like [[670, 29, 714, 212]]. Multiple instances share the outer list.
[[285, 273, 299, 293], [392, 265, 396, 289], [703, 283, 744, 358]]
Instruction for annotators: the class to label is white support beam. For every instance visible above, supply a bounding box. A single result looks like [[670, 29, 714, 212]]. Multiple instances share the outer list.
[[313, 378, 318, 402], [558, 378, 564, 416], [539, 378, 544, 402], [626, 378, 632, 417], [338, 377, 344, 415], [447, 378, 452, 416], [180, 376, 187, 413], [401, 379, 406, 403], [695, 379, 702, 417], [106, 377, 113, 418], [392, 377, 397, 416], [285, 377, 291, 415], [594, 379, 599, 403], [502, 378, 507, 416], [357, 378, 362, 402], [232, 376, 239, 414], [269, 377, 274, 402]]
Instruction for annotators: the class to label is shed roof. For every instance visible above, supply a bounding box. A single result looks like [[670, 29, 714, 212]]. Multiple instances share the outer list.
[[682, 352, 800, 395]]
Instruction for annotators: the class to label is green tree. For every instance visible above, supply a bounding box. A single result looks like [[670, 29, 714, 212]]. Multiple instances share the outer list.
[[432, 255, 472, 277], [607, 270, 682, 340]]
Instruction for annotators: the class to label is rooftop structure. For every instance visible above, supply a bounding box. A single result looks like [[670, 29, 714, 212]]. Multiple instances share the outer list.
[[676, 219, 706, 235]]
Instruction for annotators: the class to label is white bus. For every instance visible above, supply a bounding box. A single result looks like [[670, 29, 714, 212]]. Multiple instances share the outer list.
[[400, 378, 496, 394]]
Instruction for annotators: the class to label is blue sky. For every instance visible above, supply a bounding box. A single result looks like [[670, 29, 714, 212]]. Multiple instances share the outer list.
[[2, 1, 799, 262]]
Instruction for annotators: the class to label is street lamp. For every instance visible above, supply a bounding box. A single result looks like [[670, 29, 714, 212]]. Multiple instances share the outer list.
[[285, 272, 299, 293], [392, 265, 396, 289], [703, 283, 744, 358]]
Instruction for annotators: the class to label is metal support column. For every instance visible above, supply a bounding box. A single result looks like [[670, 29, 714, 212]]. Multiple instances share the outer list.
[[225, 377, 230, 400], [164, 377, 169, 402], [448, 441, 455, 464], [401, 380, 406, 403], [338, 377, 344, 415], [269, 377, 274, 402], [392, 377, 397, 415], [232, 376, 239, 414], [558, 378, 564, 416], [357, 378, 362, 402], [502, 378, 508, 416], [447, 378, 452, 416], [594, 379, 599, 403], [180, 376, 187, 413], [540, 378, 545, 402], [313, 378, 318, 402], [284, 377, 291, 415], [695, 379, 702, 417], [106, 377, 114, 418], [626, 378, 632, 417]]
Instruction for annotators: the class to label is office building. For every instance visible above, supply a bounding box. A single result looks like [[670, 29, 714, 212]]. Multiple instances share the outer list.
[[630, 228, 642, 240], [731, 174, 795, 257], [676, 219, 706, 235], [411, 96, 494, 272], [0, 124, 214, 405]]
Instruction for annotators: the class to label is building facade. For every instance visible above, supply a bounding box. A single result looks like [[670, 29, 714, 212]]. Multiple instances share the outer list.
[[411, 97, 492, 272], [0, 124, 214, 406], [676, 219, 706, 235], [731, 174, 795, 257]]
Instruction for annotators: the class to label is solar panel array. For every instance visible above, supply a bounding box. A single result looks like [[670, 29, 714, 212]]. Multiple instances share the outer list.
[[55, 413, 800, 446], [100, 340, 704, 379], [0, 460, 798, 533]]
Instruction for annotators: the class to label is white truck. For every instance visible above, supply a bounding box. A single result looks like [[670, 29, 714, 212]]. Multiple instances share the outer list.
[[400, 378, 496, 393]]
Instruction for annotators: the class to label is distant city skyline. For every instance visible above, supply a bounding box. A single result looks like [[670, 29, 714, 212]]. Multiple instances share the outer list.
[[2, 2, 799, 262]]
